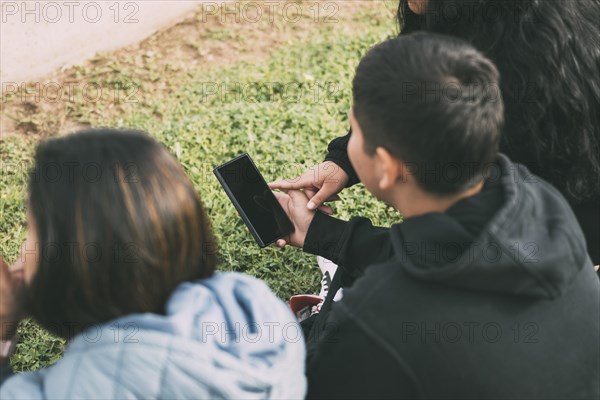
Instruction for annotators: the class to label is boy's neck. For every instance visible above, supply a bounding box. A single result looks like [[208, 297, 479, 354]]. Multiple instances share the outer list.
[[395, 180, 485, 218]]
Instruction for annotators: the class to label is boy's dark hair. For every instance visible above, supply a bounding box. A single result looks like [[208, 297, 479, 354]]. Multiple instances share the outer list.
[[27, 129, 219, 339], [352, 32, 504, 195]]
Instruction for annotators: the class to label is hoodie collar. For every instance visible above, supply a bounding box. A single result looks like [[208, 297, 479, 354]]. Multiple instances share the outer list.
[[390, 154, 590, 299]]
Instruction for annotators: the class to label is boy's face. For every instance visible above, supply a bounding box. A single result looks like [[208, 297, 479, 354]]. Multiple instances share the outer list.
[[408, 0, 428, 14], [348, 108, 390, 203]]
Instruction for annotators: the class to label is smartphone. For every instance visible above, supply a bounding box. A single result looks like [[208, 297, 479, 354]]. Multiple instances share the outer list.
[[213, 154, 294, 247]]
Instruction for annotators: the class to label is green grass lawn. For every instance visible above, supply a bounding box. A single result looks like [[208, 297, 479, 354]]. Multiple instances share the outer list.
[[1, 1, 401, 372]]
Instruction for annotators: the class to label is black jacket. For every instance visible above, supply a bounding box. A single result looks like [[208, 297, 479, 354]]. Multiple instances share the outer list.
[[304, 155, 600, 399], [325, 131, 600, 265]]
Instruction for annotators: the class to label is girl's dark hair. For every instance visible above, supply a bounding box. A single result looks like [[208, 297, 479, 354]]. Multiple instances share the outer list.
[[397, 0, 600, 201], [27, 129, 219, 339]]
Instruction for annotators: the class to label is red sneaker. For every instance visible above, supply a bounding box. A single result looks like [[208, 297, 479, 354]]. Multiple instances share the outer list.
[[289, 295, 323, 322]]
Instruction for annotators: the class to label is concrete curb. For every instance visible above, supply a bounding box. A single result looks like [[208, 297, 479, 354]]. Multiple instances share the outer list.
[[1, 0, 205, 84]]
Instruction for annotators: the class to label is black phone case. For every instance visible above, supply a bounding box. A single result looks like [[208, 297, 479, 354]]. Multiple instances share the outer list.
[[213, 153, 294, 248]]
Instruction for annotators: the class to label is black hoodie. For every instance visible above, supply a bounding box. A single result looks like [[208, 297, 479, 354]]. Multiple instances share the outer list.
[[303, 155, 599, 399], [325, 131, 600, 265]]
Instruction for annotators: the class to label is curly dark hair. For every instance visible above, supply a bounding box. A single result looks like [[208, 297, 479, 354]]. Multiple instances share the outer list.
[[397, 0, 600, 202]]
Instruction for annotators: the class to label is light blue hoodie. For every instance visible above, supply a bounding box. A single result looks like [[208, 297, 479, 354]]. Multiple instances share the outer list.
[[0, 272, 307, 399]]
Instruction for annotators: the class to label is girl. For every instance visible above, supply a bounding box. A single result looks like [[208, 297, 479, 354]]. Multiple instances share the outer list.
[[0, 129, 306, 399]]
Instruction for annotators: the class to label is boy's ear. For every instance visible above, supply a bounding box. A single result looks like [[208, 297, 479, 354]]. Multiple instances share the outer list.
[[375, 147, 408, 190]]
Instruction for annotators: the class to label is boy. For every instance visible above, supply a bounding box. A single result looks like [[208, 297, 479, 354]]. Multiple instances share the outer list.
[[273, 33, 599, 398]]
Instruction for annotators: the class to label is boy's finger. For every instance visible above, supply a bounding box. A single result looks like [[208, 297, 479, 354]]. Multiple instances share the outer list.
[[307, 192, 325, 210], [272, 191, 290, 202], [268, 178, 309, 190], [318, 205, 334, 215], [305, 188, 341, 203], [287, 189, 311, 204]]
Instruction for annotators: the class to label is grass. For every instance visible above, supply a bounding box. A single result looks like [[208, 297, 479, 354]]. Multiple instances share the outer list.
[[0, 1, 400, 372]]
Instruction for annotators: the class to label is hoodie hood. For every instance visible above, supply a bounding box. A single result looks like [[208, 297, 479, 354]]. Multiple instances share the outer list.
[[391, 154, 591, 299], [1, 272, 306, 399]]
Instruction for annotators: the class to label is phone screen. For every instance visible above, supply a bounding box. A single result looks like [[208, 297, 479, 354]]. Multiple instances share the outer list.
[[214, 154, 294, 247]]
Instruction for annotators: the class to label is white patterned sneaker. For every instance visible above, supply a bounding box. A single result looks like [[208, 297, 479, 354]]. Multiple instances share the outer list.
[[316, 256, 343, 302]]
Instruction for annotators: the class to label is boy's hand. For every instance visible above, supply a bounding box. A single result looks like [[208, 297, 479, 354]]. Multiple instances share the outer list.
[[273, 190, 317, 249], [269, 161, 347, 211]]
